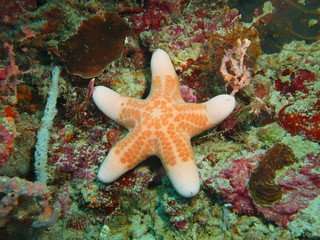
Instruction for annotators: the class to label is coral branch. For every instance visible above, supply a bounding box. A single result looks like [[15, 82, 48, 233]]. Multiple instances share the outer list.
[[76, 78, 96, 112], [0, 43, 38, 103], [220, 39, 251, 96]]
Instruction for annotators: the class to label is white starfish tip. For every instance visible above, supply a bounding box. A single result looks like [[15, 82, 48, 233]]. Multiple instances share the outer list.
[[151, 49, 176, 79], [97, 152, 126, 183], [205, 94, 236, 126], [167, 161, 200, 198], [92, 86, 123, 122]]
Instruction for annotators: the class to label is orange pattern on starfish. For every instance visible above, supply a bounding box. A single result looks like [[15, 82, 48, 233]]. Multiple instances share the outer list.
[[114, 74, 209, 170], [93, 49, 236, 197]]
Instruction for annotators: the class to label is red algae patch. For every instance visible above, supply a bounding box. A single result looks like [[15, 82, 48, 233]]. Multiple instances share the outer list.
[[59, 13, 132, 78]]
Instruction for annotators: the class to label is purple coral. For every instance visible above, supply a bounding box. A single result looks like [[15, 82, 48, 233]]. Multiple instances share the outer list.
[[50, 143, 105, 182], [215, 154, 261, 216]]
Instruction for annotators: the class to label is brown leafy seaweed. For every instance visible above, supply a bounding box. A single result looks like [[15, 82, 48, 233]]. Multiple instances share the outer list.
[[59, 13, 132, 78], [248, 144, 297, 206]]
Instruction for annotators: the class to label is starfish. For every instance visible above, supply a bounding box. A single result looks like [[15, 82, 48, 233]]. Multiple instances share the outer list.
[[93, 49, 235, 197]]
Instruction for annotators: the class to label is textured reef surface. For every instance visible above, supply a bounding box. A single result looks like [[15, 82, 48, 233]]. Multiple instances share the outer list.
[[0, 0, 319, 239]]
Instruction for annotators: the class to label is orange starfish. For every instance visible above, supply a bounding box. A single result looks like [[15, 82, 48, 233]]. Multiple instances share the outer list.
[[93, 49, 235, 197]]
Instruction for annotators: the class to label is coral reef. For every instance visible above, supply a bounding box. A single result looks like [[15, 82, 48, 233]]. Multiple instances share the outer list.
[[0, 0, 319, 239], [0, 176, 53, 227], [256, 40, 320, 141], [0, 117, 17, 166], [202, 139, 320, 229]]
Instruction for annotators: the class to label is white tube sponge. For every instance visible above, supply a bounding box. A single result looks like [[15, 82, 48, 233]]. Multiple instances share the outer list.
[[34, 66, 60, 184]]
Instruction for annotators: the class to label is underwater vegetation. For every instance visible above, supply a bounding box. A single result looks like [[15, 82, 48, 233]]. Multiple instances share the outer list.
[[59, 13, 133, 78], [248, 144, 298, 206], [0, 0, 319, 239]]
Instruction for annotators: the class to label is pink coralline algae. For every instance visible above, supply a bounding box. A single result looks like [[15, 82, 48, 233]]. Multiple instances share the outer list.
[[0, 176, 53, 227], [50, 143, 105, 182], [129, 1, 172, 35], [49, 126, 110, 184], [275, 68, 316, 96], [49, 124, 154, 216], [204, 151, 320, 228], [180, 85, 197, 103], [213, 154, 260, 216], [275, 68, 319, 141], [0, 119, 17, 166], [127, 2, 239, 54], [163, 198, 189, 230], [0, 43, 38, 102]]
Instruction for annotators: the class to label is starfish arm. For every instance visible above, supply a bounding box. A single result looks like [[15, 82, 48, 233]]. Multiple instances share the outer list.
[[117, 98, 146, 130], [157, 131, 200, 197], [149, 49, 183, 102], [204, 94, 236, 126], [93, 86, 145, 129], [97, 127, 154, 183], [166, 157, 200, 198], [93, 86, 125, 122], [173, 103, 212, 137]]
